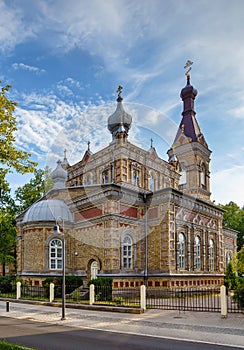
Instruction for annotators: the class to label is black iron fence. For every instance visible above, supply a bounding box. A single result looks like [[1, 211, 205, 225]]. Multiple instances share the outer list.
[[146, 287, 243, 313], [0, 281, 243, 313], [94, 286, 141, 307], [21, 285, 47, 300], [146, 287, 221, 312]]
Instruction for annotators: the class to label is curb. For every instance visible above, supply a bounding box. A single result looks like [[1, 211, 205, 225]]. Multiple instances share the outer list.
[[0, 297, 144, 314]]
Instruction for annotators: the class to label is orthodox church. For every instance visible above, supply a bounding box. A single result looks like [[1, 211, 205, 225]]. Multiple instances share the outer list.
[[16, 75, 237, 289]]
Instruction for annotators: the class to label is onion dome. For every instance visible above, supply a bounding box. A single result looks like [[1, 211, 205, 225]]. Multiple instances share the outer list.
[[108, 86, 132, 140], [22, 199, 73, 223], [51, 160, 67, 189], [180, 74, 198, 100]]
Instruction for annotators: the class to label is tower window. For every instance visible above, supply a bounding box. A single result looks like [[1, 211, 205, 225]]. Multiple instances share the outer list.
[[200, 163, 206, 188], [102, 170, 109, 184], [179, 165, 186, 185], [149, 172, 156, 191], [133, 170, 139, 186]]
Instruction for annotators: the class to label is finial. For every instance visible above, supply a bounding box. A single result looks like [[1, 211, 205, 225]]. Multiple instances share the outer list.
[[64, 149, 67, 159], [184, 60, 193, 81], [150, 138, 153, 148], [117, 85, 123, 102], [87, 141, 90, 151]]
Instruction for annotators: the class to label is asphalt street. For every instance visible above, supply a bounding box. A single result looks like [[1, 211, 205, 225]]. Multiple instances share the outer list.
[[0, 300, 243, 349]]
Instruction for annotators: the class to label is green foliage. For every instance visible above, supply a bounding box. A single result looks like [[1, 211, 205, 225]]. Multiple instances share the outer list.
[[236, 245, 244, 276], [43, 276, 83, 298], [224, 262, 237, 291], [219, 201, 244, 251], [0, 275, 16, 293], [88, 277, 113, 287], [0, 81, 37, 176], [15, 167, 53, 213], [0, 210, 17, 275], [0, 340, 35, 349], [88, 277, 113, 301], [233, 277, 244, 309]]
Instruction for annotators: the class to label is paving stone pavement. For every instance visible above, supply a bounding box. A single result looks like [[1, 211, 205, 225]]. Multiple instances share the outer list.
[[0, 300, 243, 348]]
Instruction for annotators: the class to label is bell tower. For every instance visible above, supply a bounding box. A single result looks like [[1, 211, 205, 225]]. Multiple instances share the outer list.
[[168, 73, 211, 201]]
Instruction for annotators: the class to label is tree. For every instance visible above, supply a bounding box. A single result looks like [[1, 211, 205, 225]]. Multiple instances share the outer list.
[[0, 81, 37, 183], [0, 178, 17, 276], [224, 262, 237, 291], [236, 245, 244, 276], [0, 209, 16, 276], [219, 202, 244, 251], [15, 167, 53, 213]]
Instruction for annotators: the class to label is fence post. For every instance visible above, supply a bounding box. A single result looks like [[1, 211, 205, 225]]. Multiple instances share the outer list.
[[140, 285, 146, 310], [16, 281, 21, 300], [220, 285, 227, 318], [50, 283, 55, 302], [90, 284, 95, 305]]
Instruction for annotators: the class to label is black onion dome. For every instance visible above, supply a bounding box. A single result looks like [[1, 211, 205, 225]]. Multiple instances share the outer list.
[[108, 96, 132, 139], [180, 74, 198, 99]]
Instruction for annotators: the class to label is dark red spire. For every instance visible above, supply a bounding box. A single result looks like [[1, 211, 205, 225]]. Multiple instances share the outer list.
[[174, 74, 202, 143]]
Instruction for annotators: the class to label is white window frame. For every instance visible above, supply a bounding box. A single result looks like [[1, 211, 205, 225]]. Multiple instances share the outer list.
[[122, 235, 133, 269], [178, 233, 185, 269], [209, 239, 214, 271], [194, 236, 201, 270], [50, 239, 63, 270]]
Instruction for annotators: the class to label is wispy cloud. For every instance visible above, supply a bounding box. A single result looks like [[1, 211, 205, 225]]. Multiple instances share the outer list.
[[0, 1, 36, 52], [12, 63, 46, 74]]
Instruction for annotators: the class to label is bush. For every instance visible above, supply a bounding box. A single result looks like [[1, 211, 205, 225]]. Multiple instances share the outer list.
[[43, 276, 83, 298], [224, 262, 237, 292], [0, 275, 16, 294], [233, 277, 244, 309], [88, 277, 113, 301]]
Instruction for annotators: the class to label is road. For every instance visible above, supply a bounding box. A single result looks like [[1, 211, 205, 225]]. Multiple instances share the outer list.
[[0, 316, 240, 350]]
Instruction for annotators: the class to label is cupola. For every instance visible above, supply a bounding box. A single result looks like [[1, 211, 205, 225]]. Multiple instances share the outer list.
[[108, 86, 132, 141]]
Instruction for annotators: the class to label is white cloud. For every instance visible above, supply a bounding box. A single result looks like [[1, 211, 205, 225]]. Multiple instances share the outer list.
[[12, 63, 45, 74], [0, 2, 36, 52], [211, 166, 244, 207]]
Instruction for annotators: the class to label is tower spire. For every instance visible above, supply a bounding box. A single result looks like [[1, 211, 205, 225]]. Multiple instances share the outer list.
[[167, 69, 211, 201]]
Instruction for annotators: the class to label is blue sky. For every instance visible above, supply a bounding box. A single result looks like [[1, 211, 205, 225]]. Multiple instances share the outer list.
[[1, 0, 244, 207]]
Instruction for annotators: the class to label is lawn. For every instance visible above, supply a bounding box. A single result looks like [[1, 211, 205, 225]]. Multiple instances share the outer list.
[[0, 341, 35, 349]]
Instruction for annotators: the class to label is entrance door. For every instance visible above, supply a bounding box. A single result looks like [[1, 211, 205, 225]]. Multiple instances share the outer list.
[[91, 261, 98, 280]]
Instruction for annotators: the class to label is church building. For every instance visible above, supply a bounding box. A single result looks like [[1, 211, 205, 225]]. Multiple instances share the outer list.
[[16, 75, 237, 289]]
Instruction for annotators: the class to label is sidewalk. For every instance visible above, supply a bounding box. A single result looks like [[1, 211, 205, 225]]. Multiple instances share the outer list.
[[0, 300, 243, 348]]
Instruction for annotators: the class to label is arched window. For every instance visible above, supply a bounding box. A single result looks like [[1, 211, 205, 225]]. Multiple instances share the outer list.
[[122, 235, 133, 269], [86, 173, 93, 185], [133, 170, 139, 186], [50, 239, 62, 270], [200, 163, 206, 187], [149, 174, 154, 191], [226, 251, 232, 267], [178, 233, 185, 269], [194, 236, 201, 270], [102, 170, 109, 184], [209, 239, 214, 271], [179, 164, 186, 185]]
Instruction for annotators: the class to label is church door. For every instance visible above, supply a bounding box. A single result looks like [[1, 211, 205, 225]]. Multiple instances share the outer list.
[[91, 261, 98, 280]]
